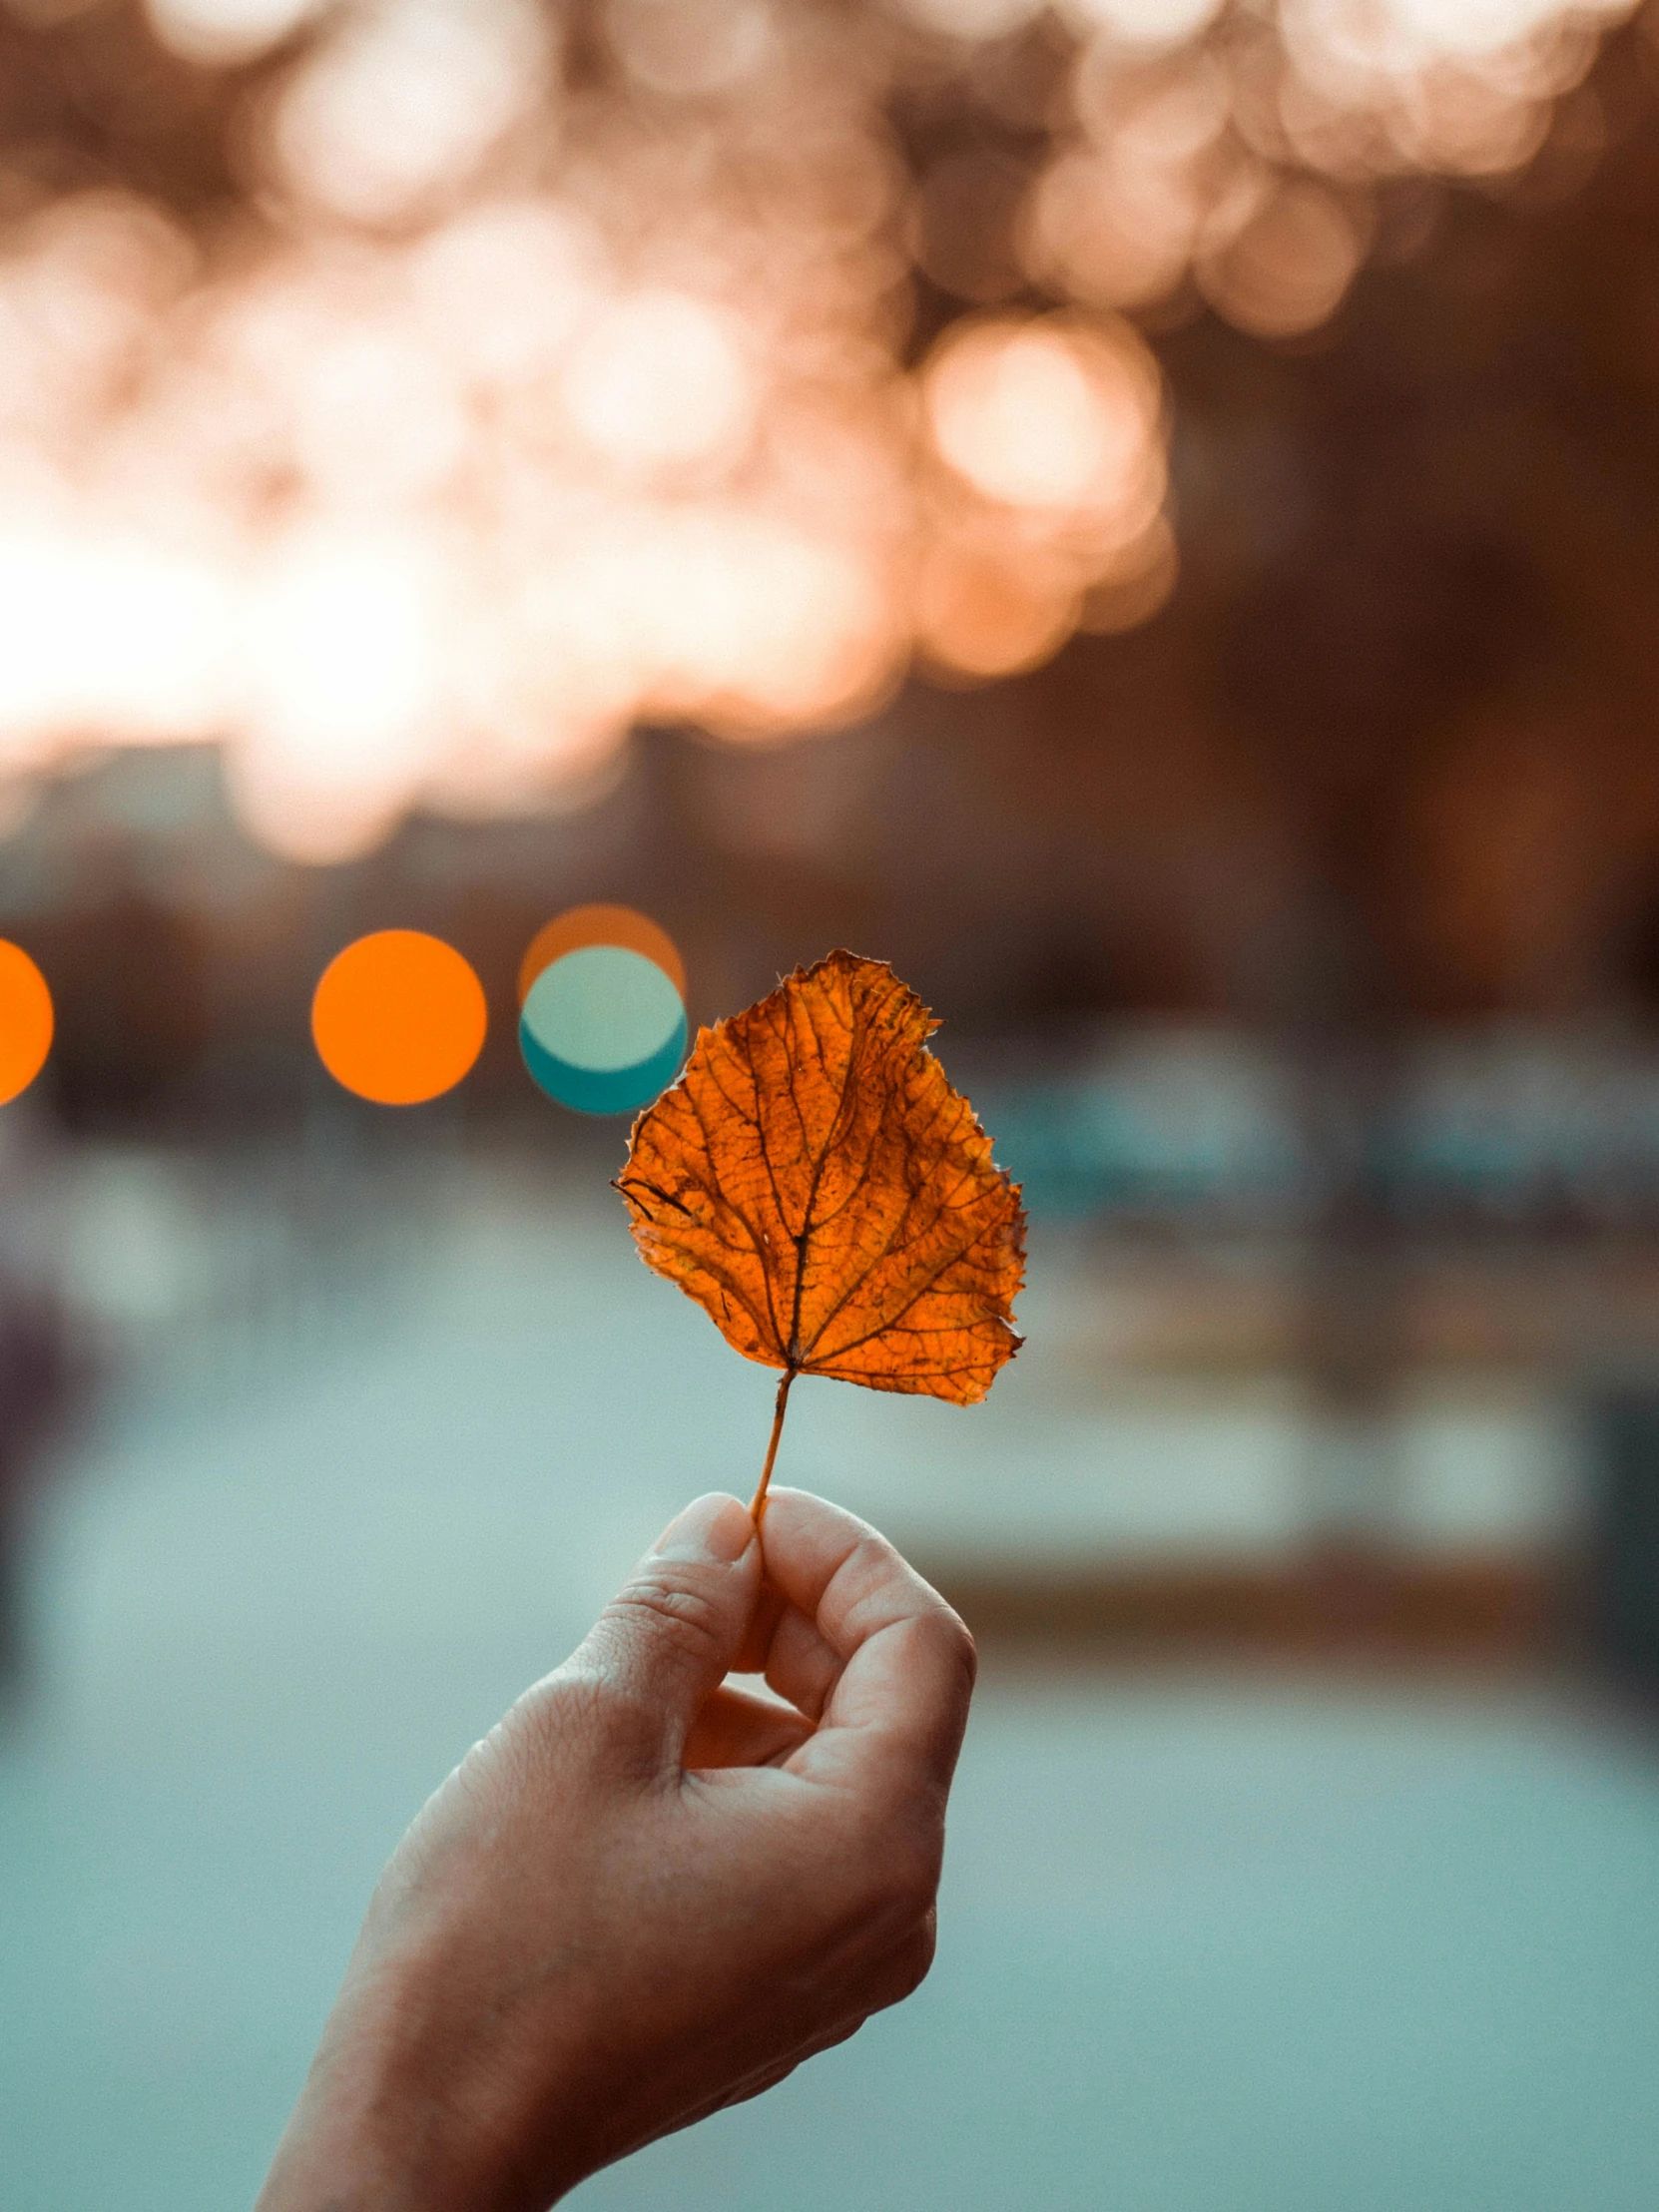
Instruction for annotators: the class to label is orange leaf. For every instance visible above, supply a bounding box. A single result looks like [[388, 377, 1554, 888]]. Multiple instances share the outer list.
[[617, 952, 1025, 1494]]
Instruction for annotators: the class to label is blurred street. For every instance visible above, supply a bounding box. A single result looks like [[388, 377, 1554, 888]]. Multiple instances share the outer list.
[[2, 1152, 1658, 2210]]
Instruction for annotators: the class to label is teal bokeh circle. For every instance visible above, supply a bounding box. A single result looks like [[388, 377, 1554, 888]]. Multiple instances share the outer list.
[[522, 943, 684, 1069], [519, 1006, 688, 1116], [518, 943, 687, 1116]]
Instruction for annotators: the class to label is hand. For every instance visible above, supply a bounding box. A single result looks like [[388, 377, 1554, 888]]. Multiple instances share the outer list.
[[255, 1486, 977, 2212]]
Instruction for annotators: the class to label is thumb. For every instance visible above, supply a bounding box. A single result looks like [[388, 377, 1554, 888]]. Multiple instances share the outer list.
[[574, 1492, 760, 1760]]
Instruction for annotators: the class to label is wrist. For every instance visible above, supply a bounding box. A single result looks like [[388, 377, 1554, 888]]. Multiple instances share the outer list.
[[256, 1962, 577, 2212]]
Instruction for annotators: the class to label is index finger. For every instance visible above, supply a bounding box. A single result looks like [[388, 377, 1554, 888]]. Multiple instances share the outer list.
[[756, 1488, 976, 1796]]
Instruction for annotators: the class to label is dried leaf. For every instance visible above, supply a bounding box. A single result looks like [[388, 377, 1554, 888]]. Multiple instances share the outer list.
[[617, 951, 1025, 1503]]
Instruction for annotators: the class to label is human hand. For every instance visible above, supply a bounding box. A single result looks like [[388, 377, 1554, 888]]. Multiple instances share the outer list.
[[255, 1486, 976, 2212]]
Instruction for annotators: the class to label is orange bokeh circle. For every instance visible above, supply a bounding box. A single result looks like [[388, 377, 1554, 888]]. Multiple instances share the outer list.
[[0, 941, 53, 1107], [516, 903, 686, 1007], [311, 930, 487, 1106]]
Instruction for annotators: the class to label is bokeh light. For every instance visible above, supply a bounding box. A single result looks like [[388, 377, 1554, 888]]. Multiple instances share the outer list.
[[144, 0, 321, 66], [1197, 180, 1367, 338], [310, 930, 487, 1106], [519, 943, 688, 1118], [517, 904, 687, 1005], [924, 318, 1159, 515], [0, 941, 54, 1108], [561, 291, 757, 481], [0, 0, 1643, 851]]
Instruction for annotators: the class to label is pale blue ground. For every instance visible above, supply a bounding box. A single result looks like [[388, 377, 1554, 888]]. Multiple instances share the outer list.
[[2, 1157, 1657, 2209]]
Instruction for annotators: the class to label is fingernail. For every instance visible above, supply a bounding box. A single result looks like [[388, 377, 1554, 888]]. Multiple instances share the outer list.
[[652, 1493, 754, 1565]]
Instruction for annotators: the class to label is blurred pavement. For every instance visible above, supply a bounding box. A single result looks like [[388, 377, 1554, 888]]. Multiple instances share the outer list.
[[0, 1155, 1655, 2208]]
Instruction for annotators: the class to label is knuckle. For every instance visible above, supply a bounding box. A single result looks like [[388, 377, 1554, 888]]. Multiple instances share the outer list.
[[933, 1604, 978, 1695], [911, 1587, 975, 1674], [851, 1806, 942, 1928], [894, 1916, 938, 1999], [606, 1572, 727, 1664], [521, 1667, 664, 1783], [466, 1676, 605, 1806], [885, 1837, 943, 1924], [509, 1671, 614, 1762], [856, 1915, 938, 2019]]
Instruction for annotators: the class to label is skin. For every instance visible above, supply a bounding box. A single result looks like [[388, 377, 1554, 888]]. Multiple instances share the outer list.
[[256, 1485, 978, 2212]]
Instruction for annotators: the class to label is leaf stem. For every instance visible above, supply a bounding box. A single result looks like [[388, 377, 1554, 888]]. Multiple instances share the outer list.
[[751, 1368, 796, 1522]]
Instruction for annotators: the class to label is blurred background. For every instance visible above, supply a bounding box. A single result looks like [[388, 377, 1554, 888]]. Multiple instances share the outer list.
[[6, 0, 1659, 2202]]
